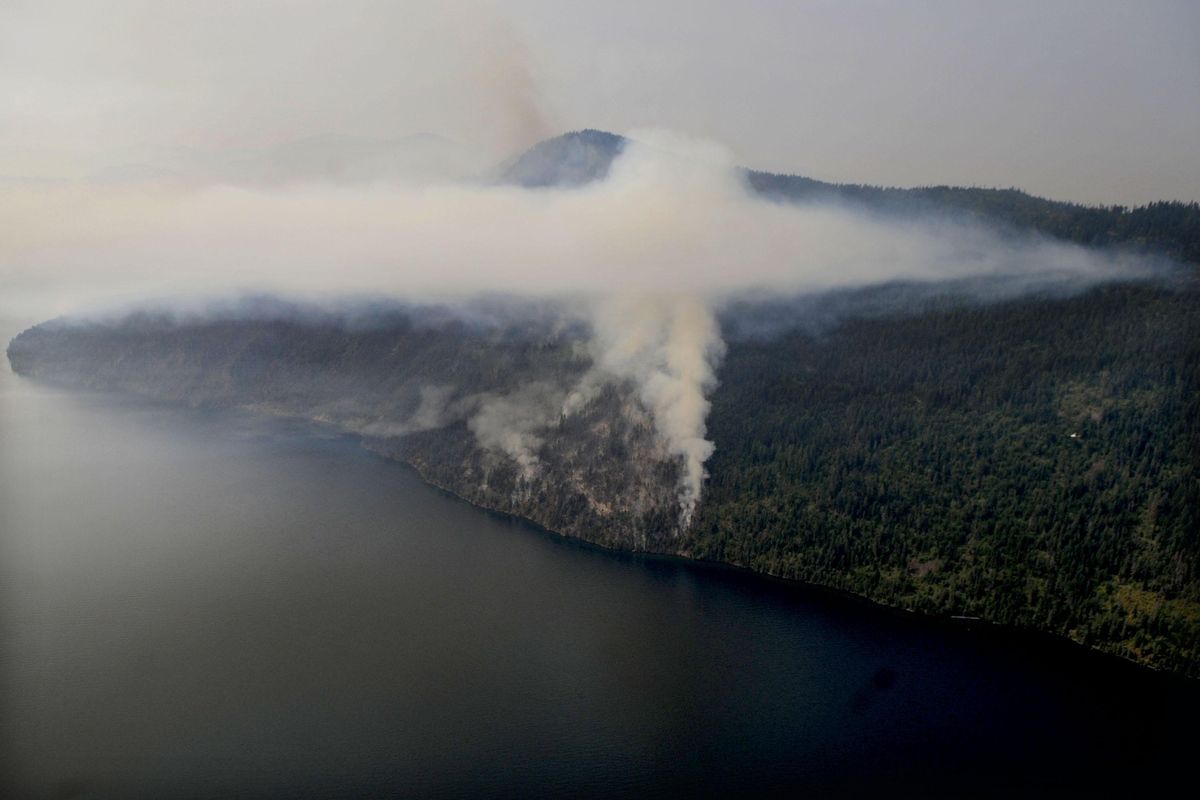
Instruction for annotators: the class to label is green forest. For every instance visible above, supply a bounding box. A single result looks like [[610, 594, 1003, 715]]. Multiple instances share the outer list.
[[690, 282, 1199, 675]]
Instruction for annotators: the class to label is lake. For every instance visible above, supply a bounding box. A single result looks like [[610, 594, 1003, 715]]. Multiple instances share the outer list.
[[0, 324, 1193, 798]]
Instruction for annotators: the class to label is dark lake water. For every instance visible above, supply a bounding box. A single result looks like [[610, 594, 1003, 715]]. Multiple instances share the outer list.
[[1, 328, 1195, 798]]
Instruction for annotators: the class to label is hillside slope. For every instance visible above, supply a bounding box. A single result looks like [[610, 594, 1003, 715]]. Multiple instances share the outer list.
[[9, 281, 1198, 675]]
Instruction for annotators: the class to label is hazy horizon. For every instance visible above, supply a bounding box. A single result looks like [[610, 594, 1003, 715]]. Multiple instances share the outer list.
[[1, 1, 1197, 206]]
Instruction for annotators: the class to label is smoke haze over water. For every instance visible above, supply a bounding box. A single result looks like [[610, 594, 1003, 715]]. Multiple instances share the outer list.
[[0, 130, 1163, 523], [0, 131, 1146, 317]]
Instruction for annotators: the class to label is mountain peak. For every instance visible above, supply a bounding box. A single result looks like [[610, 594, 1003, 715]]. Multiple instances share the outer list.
[[500, 129, 626, 188]]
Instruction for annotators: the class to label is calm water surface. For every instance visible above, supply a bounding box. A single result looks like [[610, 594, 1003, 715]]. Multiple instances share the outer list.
[[0, 325, 1194, 798]]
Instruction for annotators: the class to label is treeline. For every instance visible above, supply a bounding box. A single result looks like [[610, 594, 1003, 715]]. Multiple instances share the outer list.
[[690, 281, 1200, 676], [748, 172, 1200, 266], [504, 130, 1200, 266]]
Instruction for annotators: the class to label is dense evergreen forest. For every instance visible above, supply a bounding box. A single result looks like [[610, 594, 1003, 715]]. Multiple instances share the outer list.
[[692, 283, 1199, 675]]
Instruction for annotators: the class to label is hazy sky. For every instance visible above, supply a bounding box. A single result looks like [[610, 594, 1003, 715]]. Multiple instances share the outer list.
[[2, 0, 1197, 204]]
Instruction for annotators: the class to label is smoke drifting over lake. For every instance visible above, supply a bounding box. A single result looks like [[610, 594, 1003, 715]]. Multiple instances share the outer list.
[[1, 131, 1144, 310], [0, 128, 1160, 523]]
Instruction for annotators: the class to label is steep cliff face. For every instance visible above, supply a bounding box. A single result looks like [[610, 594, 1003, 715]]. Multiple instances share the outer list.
[[6, 310, 686, 550]]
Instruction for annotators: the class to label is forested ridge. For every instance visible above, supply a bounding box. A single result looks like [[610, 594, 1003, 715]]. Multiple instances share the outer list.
[[691, 282, 1199, 676], [749, 174, 1200, 267], [8, 278, 1198, 675], [507, 130, 1200, 267]]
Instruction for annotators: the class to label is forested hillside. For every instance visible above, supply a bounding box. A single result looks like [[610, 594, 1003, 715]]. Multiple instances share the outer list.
[[8, 279, 1198, 675], [748, 175, 1200, 267], [691, 282, 1199, 675], [6, 306, 685, 550]]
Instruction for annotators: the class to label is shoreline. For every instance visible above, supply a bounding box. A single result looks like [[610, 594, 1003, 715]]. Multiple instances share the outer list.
[[7, 365, 1196, 687], [356, 421, 1194, 688]]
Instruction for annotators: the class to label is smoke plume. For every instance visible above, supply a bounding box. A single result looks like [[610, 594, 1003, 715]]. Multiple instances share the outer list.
[[574, 295, 725, 525], [469, 383, 566, 481], [0, 131, 1159, 526], [358, 385, 460, 438]]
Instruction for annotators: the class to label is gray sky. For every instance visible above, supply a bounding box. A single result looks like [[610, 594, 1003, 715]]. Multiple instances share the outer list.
[[1, 0, 1197, 203], [516, 0, 1200, 205]]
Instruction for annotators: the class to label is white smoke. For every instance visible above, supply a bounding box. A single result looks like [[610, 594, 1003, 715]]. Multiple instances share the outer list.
[[360, 382, 567, 487], [0, 132, 1135, 315], [358, 384, 460, 438], [571, 295, 724, 525], [0, 132, 1155, 526], [468, 383, 565, 481]]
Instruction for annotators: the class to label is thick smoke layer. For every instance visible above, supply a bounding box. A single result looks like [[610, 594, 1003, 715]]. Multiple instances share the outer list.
[[0, 131, 1138, 315], [0, 131, 1155, 525]]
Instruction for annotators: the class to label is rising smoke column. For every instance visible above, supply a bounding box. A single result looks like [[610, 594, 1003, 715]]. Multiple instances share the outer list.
[[0, 122, 1151, 532], [578, 294, 726, 528], [468, 382, 566, 481]]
